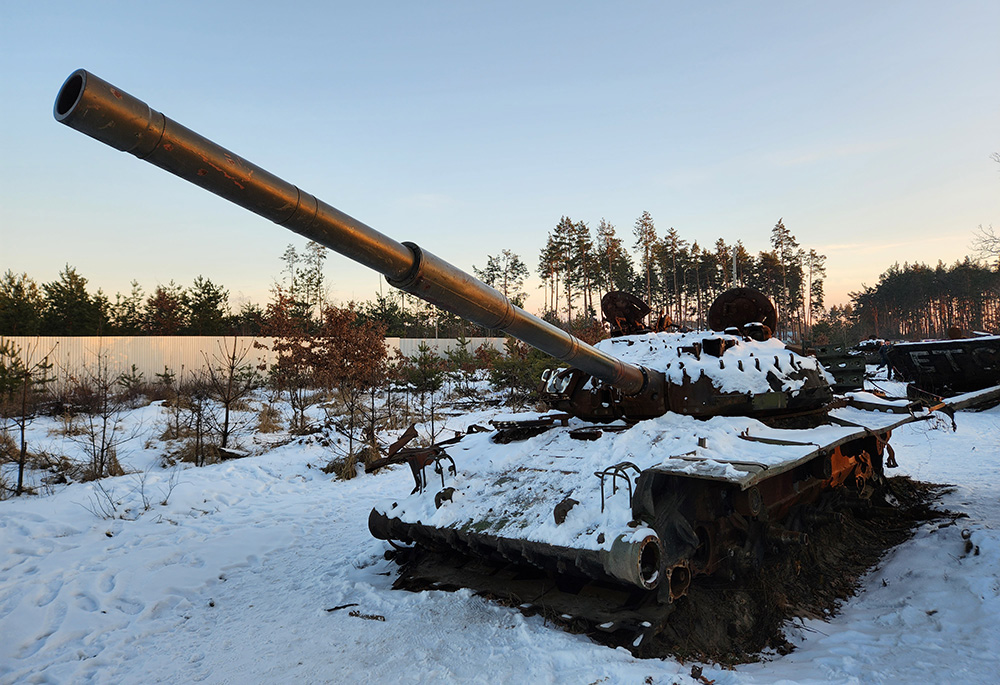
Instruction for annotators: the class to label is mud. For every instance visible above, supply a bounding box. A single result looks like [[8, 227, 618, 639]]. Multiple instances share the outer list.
[[627, 477, 951, 664]]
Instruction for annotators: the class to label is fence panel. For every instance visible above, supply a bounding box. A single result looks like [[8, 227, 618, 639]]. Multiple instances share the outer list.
[[1, 336, 507, 387]]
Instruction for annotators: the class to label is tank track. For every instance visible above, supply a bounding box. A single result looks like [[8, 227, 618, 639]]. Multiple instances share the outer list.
[[387, 475, 946, 661]]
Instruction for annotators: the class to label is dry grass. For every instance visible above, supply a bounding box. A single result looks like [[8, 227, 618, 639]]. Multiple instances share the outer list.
[[322, 453, 357, 479], [49, 413, 88, 437], [257, 406, 283, 433], [229, 398, 253, 412], [323, 444, 379, 480], [159, 424, 194, 441], [79, 450, 126, 482], [0, 430, 16, 462], [170, 441, 222, 466]]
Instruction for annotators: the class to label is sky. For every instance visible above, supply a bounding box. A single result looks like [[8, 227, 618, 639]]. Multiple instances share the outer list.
[[2, 1, 998, 314]]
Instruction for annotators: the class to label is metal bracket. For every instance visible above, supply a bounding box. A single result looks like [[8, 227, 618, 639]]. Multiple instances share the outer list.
[[594, 461, 641, 512]]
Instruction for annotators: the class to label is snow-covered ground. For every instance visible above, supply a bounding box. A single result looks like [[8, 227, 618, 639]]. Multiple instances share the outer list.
[[2, 383, 1000, 684]]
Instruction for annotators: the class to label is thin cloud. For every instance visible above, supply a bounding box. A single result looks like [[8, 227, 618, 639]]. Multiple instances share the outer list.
[[768, 139, 900, 168], [397, 193, 458, 210], [819, 235, 955, 255]]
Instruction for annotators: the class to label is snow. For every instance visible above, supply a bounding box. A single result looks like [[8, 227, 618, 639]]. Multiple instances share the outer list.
[[843, 391, 913, 408], [595, 331, 833, 396], [3, 396, 1000, 683], [895, 334, 1000, 347]]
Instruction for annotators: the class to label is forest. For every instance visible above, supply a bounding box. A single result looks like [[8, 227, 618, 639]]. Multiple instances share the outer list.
[[2, 213, 997, 344]]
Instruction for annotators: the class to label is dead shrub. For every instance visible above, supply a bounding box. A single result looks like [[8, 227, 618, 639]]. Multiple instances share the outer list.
[[358, 444, 380, 469], [50, 412, 88, 437], [30, 450, 83, 484], [0, 438, 79, 492], [0, 431, 16, 462], [229, 398, 253, 413], [142, 382, 174, 403], [323, 452, 359, 480], [257, 405, 283, 433], [172, 440, 221, 466], [80, 449, 126, 482], [322, 453, 353, 479], [0, 438, 75, 478], [159, 424, 193, 441], [323, 444, 379, 480]]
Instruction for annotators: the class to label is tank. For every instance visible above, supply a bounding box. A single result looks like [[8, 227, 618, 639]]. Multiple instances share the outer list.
[[53, 69, 963, 652], [888, 336, 1000, 397]]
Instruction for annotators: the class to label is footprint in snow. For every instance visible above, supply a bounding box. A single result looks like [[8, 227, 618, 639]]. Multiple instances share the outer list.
[[17, 599, 67, 659], [0, 555, 25, 573], [146, 595, 188, 620], [98, 571, 116, 593], [34, 579, 63, 608], [0, 590, 22, 620], [114, 597, 144, 616], [74, 592, 100, 612], [15, 512, 46, 524]]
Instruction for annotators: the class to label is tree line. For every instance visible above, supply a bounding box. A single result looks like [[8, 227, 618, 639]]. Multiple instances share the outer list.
[[537, 214, 827, 338], [848, 258, 1000, 340], [0, 232, 530, 338], [0, 267, 251, 337], [30, 215, 1000, 346]]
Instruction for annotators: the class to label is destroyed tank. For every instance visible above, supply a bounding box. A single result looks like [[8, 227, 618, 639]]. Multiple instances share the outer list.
[[54, 69, 958, 652]]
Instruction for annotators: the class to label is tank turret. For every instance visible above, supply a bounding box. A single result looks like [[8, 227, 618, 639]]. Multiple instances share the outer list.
[[54, 69, 831, 424]]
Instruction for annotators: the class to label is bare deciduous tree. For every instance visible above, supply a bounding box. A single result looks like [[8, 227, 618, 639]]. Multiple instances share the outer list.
[[69, 347, 140, 480], [972, 224, 1000, 264], [204, 337, 260, 450]]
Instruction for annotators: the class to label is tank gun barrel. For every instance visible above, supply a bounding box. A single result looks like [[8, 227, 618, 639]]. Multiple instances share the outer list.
[[53, 69, 648, 395]]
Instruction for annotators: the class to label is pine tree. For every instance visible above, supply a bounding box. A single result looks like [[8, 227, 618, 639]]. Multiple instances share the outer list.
[[595, 219, 632, 296], [144, 282, 187, 335], [713, 239, 733, 290], [657, 227, 688, 322], [0, 339, 53, 495], [0, 271, 43, 335], [554, 216, 577, 322], [232, 302, 266, 336], [567, 221, 595, 316], [41, 266, 106, 335], [474, 250, 530, 306], [769, 218, 803, 333], [804, 249, 827, 338], [187, 276, 230, 335], [538, 232, 563, 316], [110, 281, 145, 334], [298, 241, 328, 320], [537, 217, 576, 321], [280, 244, 300, 294], [402, 342, 447, 438], [632, 211, 657, 304]]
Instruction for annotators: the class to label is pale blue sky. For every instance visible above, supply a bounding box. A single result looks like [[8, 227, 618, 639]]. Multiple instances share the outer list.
[[2, 1, 998, 311]]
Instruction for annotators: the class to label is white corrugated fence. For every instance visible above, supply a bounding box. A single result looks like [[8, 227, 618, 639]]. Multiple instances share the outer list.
[[0, 336, 506, 386]]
